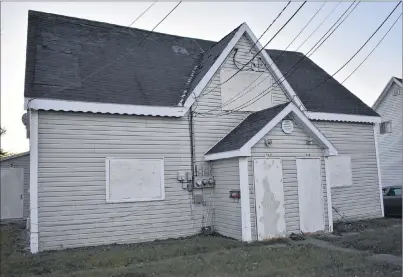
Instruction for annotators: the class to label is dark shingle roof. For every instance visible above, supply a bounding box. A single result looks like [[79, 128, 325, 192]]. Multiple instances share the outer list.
[[206, 103, 290, 154], [266, 50, 379, 116], [25, 10, 238, 107], [395, 77, 402, 83], [25, 11, 379, 117]]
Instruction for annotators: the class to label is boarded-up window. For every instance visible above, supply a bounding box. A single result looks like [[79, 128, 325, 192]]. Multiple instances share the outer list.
[[106, 158, 165, 202], [326, 156, 352, 188], [220, 69, 273, 111]]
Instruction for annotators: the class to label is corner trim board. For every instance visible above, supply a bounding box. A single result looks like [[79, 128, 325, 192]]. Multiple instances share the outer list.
[[239, 157, 252, 242], [29, 110, 39, 253], [324, 157, 333, 232], [373, 123, 385, 217]]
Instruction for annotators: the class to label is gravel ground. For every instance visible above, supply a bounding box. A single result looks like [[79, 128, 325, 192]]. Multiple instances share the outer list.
[[317, 218, 402, 256], [1, 222, 401, 277]]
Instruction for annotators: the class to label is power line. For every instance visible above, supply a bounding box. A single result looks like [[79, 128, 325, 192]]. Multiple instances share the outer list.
[[27, 1, 182, 109], [249, 0, 292, 52], [237, 1, 400, 114], [198, 1, 357, 116], [294, 1, 342, 52], [342, 14, 402, 84], [128, 1, 158, 27], [197, 2, 327, 115], [226, 1, 359, 114], [306, 1, 401, 95], [197, 1, 307, 100]]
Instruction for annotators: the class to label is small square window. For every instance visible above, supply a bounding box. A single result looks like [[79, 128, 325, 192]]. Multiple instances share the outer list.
[[380, 121, 392, 134]]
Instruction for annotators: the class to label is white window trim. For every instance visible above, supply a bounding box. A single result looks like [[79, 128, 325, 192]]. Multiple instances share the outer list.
[[105, 158, 165, 203]]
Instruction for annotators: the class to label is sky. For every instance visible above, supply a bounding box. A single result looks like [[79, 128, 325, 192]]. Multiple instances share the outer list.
[[1, 1, 402, 154]]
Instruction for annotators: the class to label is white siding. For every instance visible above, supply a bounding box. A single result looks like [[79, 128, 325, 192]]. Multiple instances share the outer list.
[[37, 111, 203, 251], [314, 121, 382, 220], [192, 35, 289, 234], [193, 34, 289, 165], [247, 119, 328, 239], [249, 119, 328, 239], [375, 83, 402, 187], [211, 158, 241, 240], [0, 154, 30, 219]]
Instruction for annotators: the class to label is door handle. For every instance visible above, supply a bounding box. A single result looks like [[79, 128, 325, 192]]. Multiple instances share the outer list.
[[20, 194, 23, 200]]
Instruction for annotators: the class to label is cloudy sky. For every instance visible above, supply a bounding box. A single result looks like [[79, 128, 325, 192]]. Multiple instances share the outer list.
[[1, 1, 402, 153]]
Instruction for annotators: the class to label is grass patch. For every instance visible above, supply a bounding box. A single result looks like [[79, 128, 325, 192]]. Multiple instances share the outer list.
[[1, 223, 401, 276], [318, 218, 402, 256]]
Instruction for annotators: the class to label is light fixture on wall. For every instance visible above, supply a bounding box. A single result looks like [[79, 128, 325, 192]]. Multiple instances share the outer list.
[[264, 138, 272, 146], [306, 138, 315, 145]]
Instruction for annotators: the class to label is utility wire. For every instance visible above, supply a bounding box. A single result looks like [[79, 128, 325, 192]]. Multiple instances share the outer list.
[[249, 0, 292, 52], [197, 2, 327, 115], [306, 1, 401, 96], [27, 1, 182, 109], [223, 1, 359, 114], [198, 1, 356, 116], [128, 1, 158, 27], [342, 13, 402, 84], [197, 1, 307, 100], [235, 1, 399, 114], [295, 1, 342, 52]]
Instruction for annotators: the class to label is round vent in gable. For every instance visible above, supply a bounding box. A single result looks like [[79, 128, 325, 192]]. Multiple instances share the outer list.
[[281, 120, 293, 134]]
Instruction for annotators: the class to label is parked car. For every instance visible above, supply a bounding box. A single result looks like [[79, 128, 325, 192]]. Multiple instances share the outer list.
[[382, 186, 402, 217]]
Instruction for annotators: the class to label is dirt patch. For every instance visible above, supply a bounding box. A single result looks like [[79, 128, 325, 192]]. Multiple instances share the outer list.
[[333, 217, 402, 234]]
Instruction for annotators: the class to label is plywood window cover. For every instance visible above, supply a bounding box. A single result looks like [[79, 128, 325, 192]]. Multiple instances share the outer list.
[[105, 158, 165, 203], [327, 156, 353, 188]]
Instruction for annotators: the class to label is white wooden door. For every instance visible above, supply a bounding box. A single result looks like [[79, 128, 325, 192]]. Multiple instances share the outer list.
[[296, 158, 324, 233], [253, 158, 286, 240], [1, 168, 24, 220]]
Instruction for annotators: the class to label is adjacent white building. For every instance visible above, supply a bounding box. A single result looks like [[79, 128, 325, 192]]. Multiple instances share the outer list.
[[373, 77, 403, 187]]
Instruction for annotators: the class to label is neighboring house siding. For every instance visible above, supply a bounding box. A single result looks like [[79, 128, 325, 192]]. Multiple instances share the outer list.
[[248, 119, 328, 240], [211, 158, 241, 240], [37, 111, 203, 251], [313, 121, 382, 220], [1, 154, 30, 219], [375, 83, 402, 187]]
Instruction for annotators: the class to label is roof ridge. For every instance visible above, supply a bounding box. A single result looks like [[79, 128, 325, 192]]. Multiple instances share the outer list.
[[28, 10, 216, 44]]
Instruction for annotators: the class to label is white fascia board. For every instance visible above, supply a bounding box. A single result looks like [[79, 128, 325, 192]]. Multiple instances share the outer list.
[[182, 23, 247, 109], [240, 103, 338, 156], [306, 111, 381, 123], [242, 24, 307, 112], [204, 149, 250, 161], [241, 103, 294, 151], [25, 98, 187, 117]]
